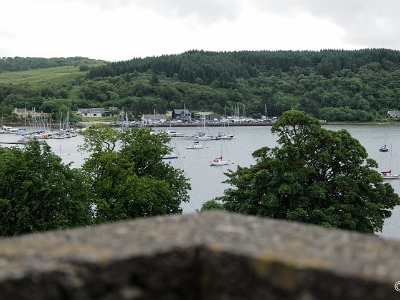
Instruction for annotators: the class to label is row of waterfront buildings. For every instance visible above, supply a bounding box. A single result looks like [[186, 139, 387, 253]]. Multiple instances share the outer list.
[[13, 107, 400, 123], [13, 108, 221, 124]]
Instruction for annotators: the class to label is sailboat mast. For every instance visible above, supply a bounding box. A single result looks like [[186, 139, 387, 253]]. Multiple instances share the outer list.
[[265, 104, 268, 119]]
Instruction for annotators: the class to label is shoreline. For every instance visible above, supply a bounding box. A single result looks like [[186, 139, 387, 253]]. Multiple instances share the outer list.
[[109, 122, 277, 128], [11, 119, 400, 128]]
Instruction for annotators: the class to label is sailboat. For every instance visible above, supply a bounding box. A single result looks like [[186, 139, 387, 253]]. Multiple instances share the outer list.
[[379, 145, 389, 152], [194, 132, 213, 141], [381, 170, 400, 179], [186, 140, 203, 149], [193, 115, 213, 141], [381, 144, 399, 179], [210, 140, 229, 166], [210, 156, 228, 166], [215, 113, 234, 140], [379, 133, 389, 152], [214, 131, 233, 140], [165, 120, 185, 137], [166, 129, 186, 137], [162, 144, 178, 159]]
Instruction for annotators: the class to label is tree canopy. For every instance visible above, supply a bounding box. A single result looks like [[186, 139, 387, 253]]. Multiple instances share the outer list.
[[0, 140, 92, 236], [79, 125, 191, 224], [0, 126, 191, 237], [0, 56, 102, 72], [208, 110, 400, 233]]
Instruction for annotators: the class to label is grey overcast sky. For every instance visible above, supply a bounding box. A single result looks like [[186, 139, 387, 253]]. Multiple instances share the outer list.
[[1, 0, 399, 61]]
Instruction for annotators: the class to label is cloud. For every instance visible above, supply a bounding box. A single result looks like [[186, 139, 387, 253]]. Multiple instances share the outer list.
[[249, 0, 400, 49], [62, 0, 244, 24], [75, 0, 400, 49], [2, 0, 400, 61], [0, 29, 14, 39]]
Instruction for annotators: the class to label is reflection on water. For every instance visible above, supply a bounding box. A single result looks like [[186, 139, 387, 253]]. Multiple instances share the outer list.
[[0, 124, 399, 241]]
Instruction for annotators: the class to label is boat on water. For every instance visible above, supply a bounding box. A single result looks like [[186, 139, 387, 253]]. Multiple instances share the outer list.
[[379, 145, 389, 152], [1, 125, 20, 134], [17, 136, 45, 144], [210, 138, 229, 166], [14, 128, 28, 135], [381, 170, 400, 179], [186, 141, 203, 149], [381, 144, 397, 179], [166, 130, 186, 137], [214, 132, 234, 140], [193, 132, 213, 141], [210, 156, 228, 166], [193, 115, 215, 140], [16, 137, 29, 144], [162, 153, 178, 159]]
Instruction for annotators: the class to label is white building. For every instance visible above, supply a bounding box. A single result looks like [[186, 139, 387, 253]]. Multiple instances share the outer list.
[[77, 108, 105, 117], [388, 110, 400, 118], [141, 114, 166, 124]]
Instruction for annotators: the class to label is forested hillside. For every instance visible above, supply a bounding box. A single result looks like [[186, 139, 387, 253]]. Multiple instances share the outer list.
[[0, 57, 102, 72], [1, 49, 400, 123]]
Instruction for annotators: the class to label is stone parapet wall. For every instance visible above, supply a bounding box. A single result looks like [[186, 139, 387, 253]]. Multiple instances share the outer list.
[[0, 211, 399, 299]]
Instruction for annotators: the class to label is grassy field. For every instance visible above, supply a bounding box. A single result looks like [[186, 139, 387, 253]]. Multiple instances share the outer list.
[[0, 64, 105, 84], [78, 116, 118, 122]]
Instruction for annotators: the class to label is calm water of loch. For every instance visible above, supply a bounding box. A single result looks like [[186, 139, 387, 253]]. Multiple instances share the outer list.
[[1, 124, 399, 241]]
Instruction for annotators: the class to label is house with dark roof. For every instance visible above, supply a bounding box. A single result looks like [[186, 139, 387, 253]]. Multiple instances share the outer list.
[[172, 109, 191, 122]]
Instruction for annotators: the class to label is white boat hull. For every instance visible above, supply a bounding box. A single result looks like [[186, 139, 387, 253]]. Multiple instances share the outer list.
[[195, 136, 212, 141], [166, 130, 186, 137], [211, 161, 228, 166], [381, 170, 399, 179], [210, 156, 228, 166], [186, 141, 203, 149]]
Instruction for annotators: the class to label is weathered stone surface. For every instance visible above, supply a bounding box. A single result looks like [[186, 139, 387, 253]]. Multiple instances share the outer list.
[[0, 211, 399, 299]]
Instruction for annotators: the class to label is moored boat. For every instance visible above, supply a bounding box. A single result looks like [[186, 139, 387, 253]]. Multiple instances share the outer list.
[[193, 132, 213, 141], [381, 170, 399, 179], [214, 132, 234, 140], [186, 141, 203, 149], [166, 130, 186, 137], [162, 153, 178, 159], [210, 156, 228, 166], [379, 145, 389, 152]]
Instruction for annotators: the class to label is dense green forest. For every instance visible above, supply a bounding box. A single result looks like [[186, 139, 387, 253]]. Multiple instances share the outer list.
[[0, 56, 102, 72], [2, 49, 400, 123]]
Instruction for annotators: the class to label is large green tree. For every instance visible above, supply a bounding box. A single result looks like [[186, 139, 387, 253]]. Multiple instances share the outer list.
[[0, 140, 92, 236], [79, 125, 190, 223], [212, 110, 400, 233]]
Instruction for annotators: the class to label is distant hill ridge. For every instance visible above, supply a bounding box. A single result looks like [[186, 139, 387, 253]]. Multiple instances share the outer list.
[[1, 49, 400, 123], [0, 56, 105, 73]]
